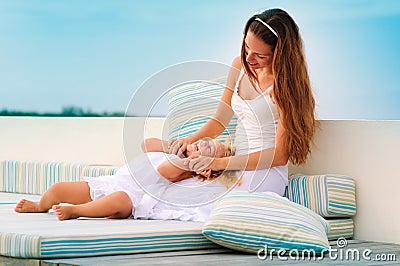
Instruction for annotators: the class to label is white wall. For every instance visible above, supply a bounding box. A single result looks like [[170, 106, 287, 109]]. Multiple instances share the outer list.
[[290, 120, 400, 244], [0, 117, 399, 244], [0, 117, 166, 166]]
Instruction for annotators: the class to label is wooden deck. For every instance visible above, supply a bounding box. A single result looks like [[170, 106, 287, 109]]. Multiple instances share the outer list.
[[1, 240, 399, 265]]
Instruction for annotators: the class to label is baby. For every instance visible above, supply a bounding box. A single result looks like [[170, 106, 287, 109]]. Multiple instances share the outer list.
[[14, 137, 237, 221]]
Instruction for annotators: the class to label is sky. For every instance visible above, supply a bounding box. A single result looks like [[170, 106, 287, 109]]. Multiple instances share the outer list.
[[0, 0, 399, 119]]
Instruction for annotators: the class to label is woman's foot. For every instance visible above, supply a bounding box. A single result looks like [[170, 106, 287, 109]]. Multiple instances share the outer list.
[[14, 199, 42, 213], [52, 205, 79, 221]]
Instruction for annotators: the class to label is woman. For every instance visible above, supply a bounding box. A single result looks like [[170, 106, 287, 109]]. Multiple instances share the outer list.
[[169, 8, 316, 195], [14, 138, 236, 221]]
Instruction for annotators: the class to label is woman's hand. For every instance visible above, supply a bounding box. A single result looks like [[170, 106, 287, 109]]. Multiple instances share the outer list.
[[168, 138, 190, 158], [197, 168, 212, 179], [186, 154, 215, 172]]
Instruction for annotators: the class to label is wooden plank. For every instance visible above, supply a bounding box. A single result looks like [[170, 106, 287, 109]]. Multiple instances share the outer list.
[[2, 241, 399, 266], [42, 248, 232, 265], [0, 256, 40, 266]]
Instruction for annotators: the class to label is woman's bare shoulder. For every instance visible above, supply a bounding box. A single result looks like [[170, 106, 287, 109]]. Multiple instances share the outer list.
[[231, 56, 242, 70], [225, 56, 242, 92]]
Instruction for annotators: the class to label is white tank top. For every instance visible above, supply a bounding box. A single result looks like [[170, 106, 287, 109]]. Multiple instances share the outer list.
[[231, 70, 279, 155]]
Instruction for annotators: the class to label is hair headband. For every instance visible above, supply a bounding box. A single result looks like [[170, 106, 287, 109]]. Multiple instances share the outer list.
[[255, 17, 278, 37]]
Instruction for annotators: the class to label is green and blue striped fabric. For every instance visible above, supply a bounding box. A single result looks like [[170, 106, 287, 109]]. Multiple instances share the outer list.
[[326, 218, 354, 240], [40, 231, 214, 258], [0, 161, 84, 195], [82, 165, 118, 178], [287, 174, 356, 217], [0, 233, 41, 258], [0, 204, 217, 259], [202, 191, 330, 254], [0, 161, 119, 195], [168, 77, 237, 143]]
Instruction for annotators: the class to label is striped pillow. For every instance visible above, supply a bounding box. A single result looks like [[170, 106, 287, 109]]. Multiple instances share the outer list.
[[202, 191, 329, 254], [0, 160, 119, 195], [82, 165, 119, 177], [0, 161, 84, 195], [325, 218, 354, 240], [287, 174, 356, 217], [167, 77, 237, 143]]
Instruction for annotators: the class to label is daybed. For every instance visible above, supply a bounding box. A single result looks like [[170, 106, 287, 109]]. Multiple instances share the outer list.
[[0, 79, 356, 259]]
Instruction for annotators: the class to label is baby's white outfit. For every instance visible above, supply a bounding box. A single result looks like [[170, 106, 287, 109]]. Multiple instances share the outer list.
[[84, 152, 227, 222]]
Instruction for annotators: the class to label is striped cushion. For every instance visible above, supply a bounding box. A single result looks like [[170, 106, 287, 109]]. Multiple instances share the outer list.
[[0, 233, 41, 258], [168, 77, 237, 142], [326, 218, 354, 240], [0, 204, 217, 258], [287, 174, 356, 217], [202, 191, 329, 254], [0, 161, 118, 195], [82, 165, 118, 177]]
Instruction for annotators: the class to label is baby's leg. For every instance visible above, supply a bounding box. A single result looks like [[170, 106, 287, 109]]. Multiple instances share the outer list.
[[52, 191, 133, 220], [15, 181, 92, 213]]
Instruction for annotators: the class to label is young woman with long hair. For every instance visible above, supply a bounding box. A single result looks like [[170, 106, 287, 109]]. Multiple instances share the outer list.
[[169, 8, 316, 195]]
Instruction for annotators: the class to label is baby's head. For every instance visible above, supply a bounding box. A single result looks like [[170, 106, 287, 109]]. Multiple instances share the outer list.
[[185, 138, 233, 158], [185, 138, 240, 188]]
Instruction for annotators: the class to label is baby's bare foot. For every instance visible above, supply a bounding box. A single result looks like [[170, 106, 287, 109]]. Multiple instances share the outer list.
[[14, 199, 41, 213], [52, 205, 78, 221]]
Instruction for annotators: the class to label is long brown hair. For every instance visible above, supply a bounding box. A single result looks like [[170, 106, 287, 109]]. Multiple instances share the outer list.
[[241, 8, 317, 165]]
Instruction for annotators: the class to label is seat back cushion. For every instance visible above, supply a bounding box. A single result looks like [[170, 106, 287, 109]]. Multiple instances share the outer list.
[[168, 77, 237, 143], [325, 218, 354, 240], [0, 160, 118, 195], [287, 174, 356, 217]]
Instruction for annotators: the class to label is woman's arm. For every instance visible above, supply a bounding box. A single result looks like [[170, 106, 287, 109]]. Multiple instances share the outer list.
[[188, 57, 241, 142], [216, 120, 289, 170], [189, 120, 289, 171], [157, 158, 193, 182], [141, 138, 169, 153], [169, 57, 242, 156]]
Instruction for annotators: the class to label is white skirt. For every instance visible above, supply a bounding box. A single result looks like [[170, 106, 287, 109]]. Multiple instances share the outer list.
[[234, 165, 288, 195]]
